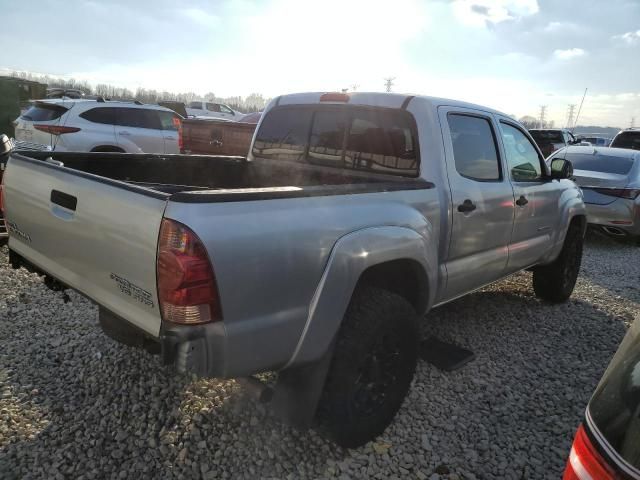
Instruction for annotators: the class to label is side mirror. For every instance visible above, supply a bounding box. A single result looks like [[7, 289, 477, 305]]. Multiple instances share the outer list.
[[550, 158, 573, 180]]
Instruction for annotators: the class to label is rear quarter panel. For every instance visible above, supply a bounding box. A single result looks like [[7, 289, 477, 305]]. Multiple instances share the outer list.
[[164, 187, 440, 376]]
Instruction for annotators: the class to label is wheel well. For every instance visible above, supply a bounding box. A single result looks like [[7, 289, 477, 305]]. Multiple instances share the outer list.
[[357, 259, 428, 314], [90, 145, 125, 153], [569, 215, 587, 235]]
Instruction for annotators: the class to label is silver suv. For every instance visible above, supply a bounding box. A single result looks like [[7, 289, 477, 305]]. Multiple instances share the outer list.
[[14, 99, 182, 153]]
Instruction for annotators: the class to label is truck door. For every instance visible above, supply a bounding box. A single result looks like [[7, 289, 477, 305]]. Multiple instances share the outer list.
[[496, 119, 562, 271], [438, 107, 515, 301]]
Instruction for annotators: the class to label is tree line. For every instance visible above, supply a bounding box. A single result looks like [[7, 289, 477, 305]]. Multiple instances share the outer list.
[[9, 71, 269, 113]]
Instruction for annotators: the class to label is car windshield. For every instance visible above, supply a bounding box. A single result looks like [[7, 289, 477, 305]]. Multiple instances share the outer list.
[[564, 152, 635, 175], [530, 130, 564, 143]]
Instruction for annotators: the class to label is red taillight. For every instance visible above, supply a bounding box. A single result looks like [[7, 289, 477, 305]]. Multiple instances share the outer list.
[[33, 125, 81, 135], [320, 92, 349, 102], [592, 187, 640, 200], [563, 425, 617, 480], [157, 219, 222, 325]]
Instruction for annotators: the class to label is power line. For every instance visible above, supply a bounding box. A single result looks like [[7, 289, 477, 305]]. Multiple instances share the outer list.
[[384, 77, 395, 93], [572, 88, 588, 133]]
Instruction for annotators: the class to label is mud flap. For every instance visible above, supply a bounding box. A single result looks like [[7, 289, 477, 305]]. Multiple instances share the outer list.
[[272, 342, 335, 429]]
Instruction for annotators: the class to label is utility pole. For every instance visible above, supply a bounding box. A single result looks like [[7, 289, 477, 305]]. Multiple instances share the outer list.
[[350, 84, 359, 92], [631, 117, 636, 129], [384, 77, 395, 93], [538, 106, 547, 129], [566, 104, 576, 129]]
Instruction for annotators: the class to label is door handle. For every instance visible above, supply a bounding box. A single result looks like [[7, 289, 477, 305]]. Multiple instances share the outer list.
[[51, 190, 77, 211], [457, 199, 476, 213], [515, 195, 528, 207], [119, 131, 131, 136]]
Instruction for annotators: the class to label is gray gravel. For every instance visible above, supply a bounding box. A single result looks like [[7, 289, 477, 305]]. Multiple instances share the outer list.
[[1, 231, 638, 480]]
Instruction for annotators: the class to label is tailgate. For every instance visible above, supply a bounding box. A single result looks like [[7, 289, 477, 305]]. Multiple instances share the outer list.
[[3, 154, 168, 337]]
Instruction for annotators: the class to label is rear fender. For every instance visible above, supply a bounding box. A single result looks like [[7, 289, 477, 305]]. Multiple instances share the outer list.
[[284, 225, 437, 369]]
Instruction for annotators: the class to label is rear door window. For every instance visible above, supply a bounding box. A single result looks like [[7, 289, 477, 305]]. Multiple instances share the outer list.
[[21, 103, 68, 122], [188, 101, 203, 110], [345, 109, 417, 175], [252, 106, 419, 176], [206, 103, 221, 112], [612, 131, 640, 150], [500, 122, 544, 182], [116, 108, 162, 130], [79, 107, 117, 125], [220, 105, 234, 115], [564, 153, 635, 175], [447, 114, 501, 181]]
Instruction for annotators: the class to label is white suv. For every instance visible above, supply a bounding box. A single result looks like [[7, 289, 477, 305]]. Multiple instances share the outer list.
[[185, 101, 241, 120], [14, 99, 182, 153]]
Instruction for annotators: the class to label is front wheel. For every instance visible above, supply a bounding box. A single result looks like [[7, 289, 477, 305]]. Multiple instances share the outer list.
[[315, 286, 420, 448], [532, 224, 584, 303]]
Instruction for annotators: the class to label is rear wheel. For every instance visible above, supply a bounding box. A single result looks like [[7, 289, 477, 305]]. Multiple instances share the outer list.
[[315, 286, 420, 448], [532, 223, 584, 303]]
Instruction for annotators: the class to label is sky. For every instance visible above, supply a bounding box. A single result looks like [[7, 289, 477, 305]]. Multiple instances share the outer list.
[[1, 0, 639, 127]]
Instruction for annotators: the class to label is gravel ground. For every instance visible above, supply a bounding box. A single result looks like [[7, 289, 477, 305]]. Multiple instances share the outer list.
[[0, 231, 638, 480]]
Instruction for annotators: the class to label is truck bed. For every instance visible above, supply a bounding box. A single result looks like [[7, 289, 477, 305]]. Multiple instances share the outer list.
[[16, 151, 430, 201]]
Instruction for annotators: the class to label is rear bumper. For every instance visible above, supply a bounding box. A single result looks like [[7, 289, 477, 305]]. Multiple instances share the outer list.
[[585, 199, 640, 236], [9, 248, 229, 377]]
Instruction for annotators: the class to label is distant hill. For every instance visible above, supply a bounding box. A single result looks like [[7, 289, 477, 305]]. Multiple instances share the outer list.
[[572, 126, 621, 138]]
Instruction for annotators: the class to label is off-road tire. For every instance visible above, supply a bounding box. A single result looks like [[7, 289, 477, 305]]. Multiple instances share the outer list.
[[315, 286, 420, 448], [532, 224, 584, 303]]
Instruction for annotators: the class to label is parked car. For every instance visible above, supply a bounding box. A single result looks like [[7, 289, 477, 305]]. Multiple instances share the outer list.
[[13, 99, 182, 154], [563, 316, 640, 479], [576, 134, 612, 147], [611, 128, 640, 151], [46, 88, 86, 99], [181, 117, 257, 156], [548, 146, 640, 243], [185, 101, 241, 120], [0, 134, 13, 238], [3, 92, 585, 448], [529, 128, 577, 157]]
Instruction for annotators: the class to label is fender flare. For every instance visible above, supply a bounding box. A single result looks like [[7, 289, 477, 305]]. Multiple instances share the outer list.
[[284, 225, 437, 369], [541, 186, 587, 264]]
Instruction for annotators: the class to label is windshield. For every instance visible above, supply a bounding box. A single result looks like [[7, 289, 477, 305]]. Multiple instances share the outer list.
[[564, 152, 635, 175]]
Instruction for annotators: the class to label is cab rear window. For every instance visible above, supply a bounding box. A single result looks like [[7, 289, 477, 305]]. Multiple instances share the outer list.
[[21, 103, 68, 122], [530, 130, 563, 144], [252, 105, 419, 177]]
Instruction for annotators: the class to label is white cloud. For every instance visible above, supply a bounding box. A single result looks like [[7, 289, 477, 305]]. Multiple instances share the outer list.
[[452, 0, 539, 26], [543, 21, 578, 32], [181, 8, 220, 27], [553, 48, 586, 60], [613, 29, 640, 45]]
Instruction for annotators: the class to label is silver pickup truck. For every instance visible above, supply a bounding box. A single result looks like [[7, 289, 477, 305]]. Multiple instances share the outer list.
[[3, 92, 586, 447]]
